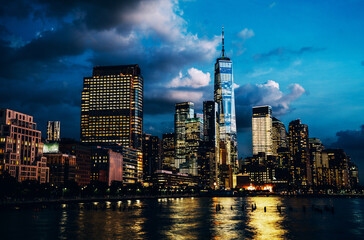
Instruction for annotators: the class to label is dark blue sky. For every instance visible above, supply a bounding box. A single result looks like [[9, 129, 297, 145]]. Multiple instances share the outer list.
[[1, 0, 364, 180]]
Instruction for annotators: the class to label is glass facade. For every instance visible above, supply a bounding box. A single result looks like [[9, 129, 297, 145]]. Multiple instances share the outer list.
[[174, 102, 194, 169], [213, 28, 238, 186], [252, 106, 273, 156], [214, 59, 237, 140]]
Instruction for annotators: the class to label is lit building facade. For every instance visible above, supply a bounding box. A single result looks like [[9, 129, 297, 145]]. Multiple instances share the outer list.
[[174, 102, 194, 169], [326, 149, 350, 189], [214, 28, 238, 188], [309, 138, 330, 187], [142, 134, 162, 179], [47, 121, 60, 142], [81, 65, 143, 150], [152, 170, 198, 188], [162, 133, 175, 171], [91, 147, 123, 186], [203, 101, 219, 188], [180, 117, 203, 176], [45, 153, 76, 186], [252, 106, 273, 156], [0, 109, 49, 183], [59, 140, 92, 187], [272, 117, 287, 156], [288, 119, 311, 187]]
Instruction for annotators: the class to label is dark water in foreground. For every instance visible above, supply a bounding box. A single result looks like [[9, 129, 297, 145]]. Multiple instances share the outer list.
[[1, 197, 364, 239]]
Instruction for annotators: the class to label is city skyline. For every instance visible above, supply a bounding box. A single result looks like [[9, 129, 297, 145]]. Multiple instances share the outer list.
[[0, 0, 364, 180]]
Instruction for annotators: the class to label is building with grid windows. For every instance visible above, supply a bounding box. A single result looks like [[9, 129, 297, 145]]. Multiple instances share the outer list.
[[81, 65, 143, 150], [252, 106, 273, 156], [214, 28, 238, 188], [174, 102, 194, 169], [47, 121, 60, 142], [0, 109, 49, 183]]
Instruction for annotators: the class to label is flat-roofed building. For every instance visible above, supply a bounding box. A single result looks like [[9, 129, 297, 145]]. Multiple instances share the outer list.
[[0, 109, 49, 183]]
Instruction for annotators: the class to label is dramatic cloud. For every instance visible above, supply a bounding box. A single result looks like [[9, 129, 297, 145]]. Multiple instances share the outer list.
[[168, 68, 211, 88], [235, 80, 306, 130], [0, 0, 220, 138], [237, 28, 255, 40], [329, 125, 364, 179], [253, 46, 325, 61]]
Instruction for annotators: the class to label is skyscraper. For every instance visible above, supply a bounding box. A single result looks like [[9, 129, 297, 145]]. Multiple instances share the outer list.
[[181, 117, 203, 176], [203, 101, 219, 187], [174, 102, 194, 169], [288, 119, 311, 187], [272, 117, 288, 156], [81, 65, 143, 150], [162, 133, 175, 171], [252, 106, 273, 156], [214, 27, 238, 187], [142, 134, 162, 179], [47, 121, 61, 142]]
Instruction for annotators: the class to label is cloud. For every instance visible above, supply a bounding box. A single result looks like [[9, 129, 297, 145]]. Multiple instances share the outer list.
[[168, 68, 211, 88], [237, 28, 255, 40], [269, 2, 277, 8], [247, 68, 273, 78], [0, 0, 220, 138], [253, 46, 325, 61], [329, 125, 364, 181], [235, 80, 306, 130]]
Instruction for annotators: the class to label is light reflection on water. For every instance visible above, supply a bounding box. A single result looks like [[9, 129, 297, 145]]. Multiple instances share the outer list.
[[245, 197, 286, 240], [1, 197, 364, 240]]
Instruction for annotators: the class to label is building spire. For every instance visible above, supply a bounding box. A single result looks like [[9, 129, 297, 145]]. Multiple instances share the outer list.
[[222, 26, 225, 58]]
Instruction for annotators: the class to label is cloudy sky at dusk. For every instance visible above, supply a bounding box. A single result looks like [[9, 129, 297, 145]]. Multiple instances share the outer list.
[[1, 0, 364, 178]]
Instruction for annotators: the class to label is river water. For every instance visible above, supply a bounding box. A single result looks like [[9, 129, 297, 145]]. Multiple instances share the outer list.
[[1, 197, 364, 239]]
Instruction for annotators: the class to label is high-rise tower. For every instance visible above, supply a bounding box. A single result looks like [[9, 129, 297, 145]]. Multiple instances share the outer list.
[[174, 102, 194, 169], [288, 119, 311, 187], [47, 121, 61, 142], [214, 27, 238, 188], [81, 65, 143, 150], [252, 106, 273, 156]]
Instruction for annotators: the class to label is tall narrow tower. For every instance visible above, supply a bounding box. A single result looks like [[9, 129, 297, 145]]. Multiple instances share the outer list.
[[252, 106, 273, 156], [214, 27, 238, 188]]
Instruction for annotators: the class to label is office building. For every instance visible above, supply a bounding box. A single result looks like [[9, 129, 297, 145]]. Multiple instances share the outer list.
[[214, 27, 238, 188], [45, 152, 76, 186], [272, 117, 287, 156], [152, 170, 198, 188], [309, 138, 330, 187], [59, 140, 92, 187], [91, 147, 123, 186], [47, 121, 61, 142], [252, 106, 273, 156], [162, 133, 175, 171], [203, 101, 219, 188], [174, 102, 194, 169], [142, 134, 162, 179], [0, 109, 49, 183], [180, 117, 203, 176], [325, 149, 350, 189], [81, 65, 143, 150], [288, 119, 311, 187]]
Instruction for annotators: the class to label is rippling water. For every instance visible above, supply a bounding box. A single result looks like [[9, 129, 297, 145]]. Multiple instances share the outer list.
[[1, 197, 364, 239]]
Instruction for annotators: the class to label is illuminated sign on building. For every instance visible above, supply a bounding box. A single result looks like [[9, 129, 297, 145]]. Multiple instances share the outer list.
[[43, 143, 59, 153]]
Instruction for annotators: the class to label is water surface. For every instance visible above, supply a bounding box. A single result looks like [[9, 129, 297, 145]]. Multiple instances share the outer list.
[[1, 197, 364, 239]]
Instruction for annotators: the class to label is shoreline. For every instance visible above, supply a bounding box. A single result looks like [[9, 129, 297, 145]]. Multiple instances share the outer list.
[[2, 193, 364, 208]]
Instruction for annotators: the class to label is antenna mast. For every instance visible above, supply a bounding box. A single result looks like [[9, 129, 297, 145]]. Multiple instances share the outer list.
[[222, 26, 225, 58]]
